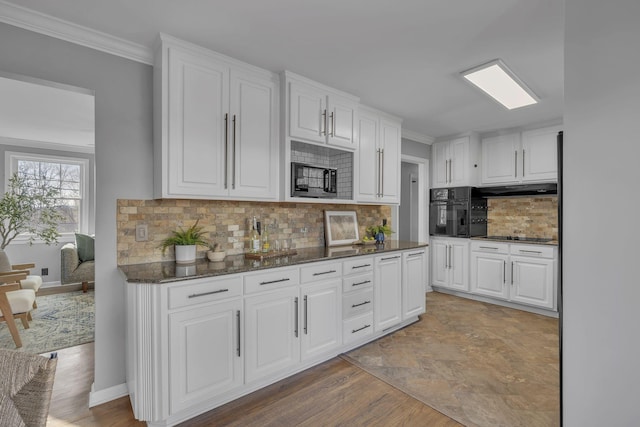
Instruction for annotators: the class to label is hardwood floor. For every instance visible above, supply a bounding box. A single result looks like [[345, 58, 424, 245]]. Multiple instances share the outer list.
[[43, 292, 558, 426]]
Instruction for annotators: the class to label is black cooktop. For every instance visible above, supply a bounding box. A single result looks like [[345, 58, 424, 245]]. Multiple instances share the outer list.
[[481, 236, 554, 243]]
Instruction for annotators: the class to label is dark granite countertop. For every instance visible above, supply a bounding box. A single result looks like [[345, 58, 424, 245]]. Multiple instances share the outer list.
[[470, 236, 558, 246], [119, 240, 428, 284]]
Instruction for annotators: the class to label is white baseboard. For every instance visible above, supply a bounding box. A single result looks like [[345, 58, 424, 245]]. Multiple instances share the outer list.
[[89, 382, 129, 408], [41, 281, 62, 288]]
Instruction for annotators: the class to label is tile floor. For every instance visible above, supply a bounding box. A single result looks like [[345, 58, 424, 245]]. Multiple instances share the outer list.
[[343, 292, 560, 427]]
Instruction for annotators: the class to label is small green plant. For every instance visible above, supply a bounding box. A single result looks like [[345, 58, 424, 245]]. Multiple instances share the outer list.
[[160, 220, 208, 254], [366, 224, 393, 238]]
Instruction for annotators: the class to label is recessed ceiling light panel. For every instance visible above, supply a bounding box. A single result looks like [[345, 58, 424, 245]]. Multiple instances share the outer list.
[[461, 59, 538, 110]]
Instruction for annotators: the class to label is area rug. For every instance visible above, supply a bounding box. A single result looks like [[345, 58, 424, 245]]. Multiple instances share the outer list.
[[0, 290, 94, 354], [341, 292, 560, 427]]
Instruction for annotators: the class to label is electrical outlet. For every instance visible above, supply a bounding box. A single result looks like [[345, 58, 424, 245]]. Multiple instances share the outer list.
[[41, 268, 48, 276], [136, 224, 148, 242]]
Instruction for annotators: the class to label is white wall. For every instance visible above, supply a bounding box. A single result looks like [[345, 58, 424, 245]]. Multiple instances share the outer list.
[[0, 23, 154, 393], [564, 1, 640, 425]]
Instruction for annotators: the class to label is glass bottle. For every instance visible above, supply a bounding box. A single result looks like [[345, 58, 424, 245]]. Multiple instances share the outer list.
[[262, 224, 270, 253], [250, 216, 260, 253]]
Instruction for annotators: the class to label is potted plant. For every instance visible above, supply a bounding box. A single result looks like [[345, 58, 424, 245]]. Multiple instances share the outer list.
[[207, 242, 226, 262], [0, 173, 63, 250], [366, 224, 393, 244], [160, 220, 208, 264]]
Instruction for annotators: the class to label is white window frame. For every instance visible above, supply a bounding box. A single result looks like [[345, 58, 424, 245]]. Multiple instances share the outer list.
[[5, 151, 90, 243]]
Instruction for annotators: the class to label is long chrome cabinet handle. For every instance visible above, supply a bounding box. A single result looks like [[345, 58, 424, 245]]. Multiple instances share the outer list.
[[236, 310, 241, 357], [381, 149, 385, 196], [224, 113, 228, 189], [503, 261, 506, 284], [232, 115, 237, 189], [321, 109, 327, 136], [303, 295, 308, 335], [381, 255, 401, 261], [352, 324, 371, 334], [352, 280, 371, 287], [449, 245, 453, 269], [479, 246, 500, 250], [352, 264, 371, 269], [511, 262, 514, 285], [352, 300, 371, 308], [522, 149, 525, 177], [313, 270, 337, 276], [515, 151, 518, 177], [448, 159, 452, 183], [259, 278, 290, 285], [188, 289, 229, 298], [519, 249, 542, 254], [408, 251, 424, 257], [377, 149, 382, 197], [329, 112, 335, 137], [294, 297, 298, 337]]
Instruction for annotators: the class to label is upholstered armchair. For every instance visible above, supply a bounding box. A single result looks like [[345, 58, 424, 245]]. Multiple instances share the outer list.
[[0, 349, 57, 427], [0, 272, 35, 348], [60, 243, 94, 293]]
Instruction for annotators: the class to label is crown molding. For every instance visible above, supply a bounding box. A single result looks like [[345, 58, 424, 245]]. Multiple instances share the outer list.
[[402, 129, 435, 145], [0, 1, 153, 65]]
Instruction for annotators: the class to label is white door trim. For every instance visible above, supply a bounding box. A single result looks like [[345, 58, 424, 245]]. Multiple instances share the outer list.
[[393, 154, 429, 244]]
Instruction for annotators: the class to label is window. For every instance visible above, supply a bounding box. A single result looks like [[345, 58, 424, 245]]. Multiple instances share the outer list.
[[6, 152, 89, 235]]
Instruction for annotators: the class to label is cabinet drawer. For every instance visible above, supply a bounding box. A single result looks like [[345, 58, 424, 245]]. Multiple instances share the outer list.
[[300, 262, 342, 283], [343, 288, 373, 319], [168, 276, 242, 309], [244, 268, 299, 294], [343, 273, 374, 293], [510, 244, 555, 258], [343, 312, 374, 344], [343, 257, 374, 275], [471, 241, 509, 254]]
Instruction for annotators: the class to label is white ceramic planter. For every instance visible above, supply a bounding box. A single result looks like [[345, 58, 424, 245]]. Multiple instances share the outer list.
[[175, 245, 197, 264]]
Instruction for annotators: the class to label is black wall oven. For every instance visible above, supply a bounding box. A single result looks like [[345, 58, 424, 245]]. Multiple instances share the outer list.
[[429, 187, 487, 237]]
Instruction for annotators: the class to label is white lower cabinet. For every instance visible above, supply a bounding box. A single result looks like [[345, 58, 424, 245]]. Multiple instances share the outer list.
[[300, 279, 342, 361], [126, 247, 427, 426], [470, 241, 556, 310], [431, 237, 469, 291], [374, 253, 403, 331], [244, 287, 300, 383], [169, 298, 243, 413], [402, 249, 427, 319], [510, 255, 554, 309]]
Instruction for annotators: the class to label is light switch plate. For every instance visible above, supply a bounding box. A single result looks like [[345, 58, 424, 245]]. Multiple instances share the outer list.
[[136, 224, 148, 242]]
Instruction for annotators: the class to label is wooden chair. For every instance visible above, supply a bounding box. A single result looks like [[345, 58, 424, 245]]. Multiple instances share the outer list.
[[0, 272, 35, 348], [0, 262, 42, 308]]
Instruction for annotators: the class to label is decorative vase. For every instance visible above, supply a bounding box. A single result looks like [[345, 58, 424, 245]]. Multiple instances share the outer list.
[[175, 245, 197, 264], [375, 232, 385, 244]]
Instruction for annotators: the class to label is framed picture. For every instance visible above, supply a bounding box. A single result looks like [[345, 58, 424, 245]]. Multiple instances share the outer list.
[[324, 210, 359, 246]]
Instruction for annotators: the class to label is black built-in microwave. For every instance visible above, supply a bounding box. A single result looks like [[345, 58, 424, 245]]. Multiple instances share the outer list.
[[291, 162, 338, 198]]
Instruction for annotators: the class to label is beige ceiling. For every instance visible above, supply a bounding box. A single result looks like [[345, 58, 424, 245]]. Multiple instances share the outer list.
[[3, 0, 563, 140]]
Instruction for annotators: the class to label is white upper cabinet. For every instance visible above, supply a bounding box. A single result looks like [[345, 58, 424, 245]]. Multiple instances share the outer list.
[[286, 71, 359, 150], [154, 34, 279, 200], [431, 135, 479, 188], [480, 125, 560, 185], [481, 133, 520, 184], [521, 127, 559, 182], [356, 106, 402, 204]]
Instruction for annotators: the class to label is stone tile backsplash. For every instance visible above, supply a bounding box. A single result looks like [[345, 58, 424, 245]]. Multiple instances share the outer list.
[[487, 196, 558, 239], [117, 199, 390, 265]]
